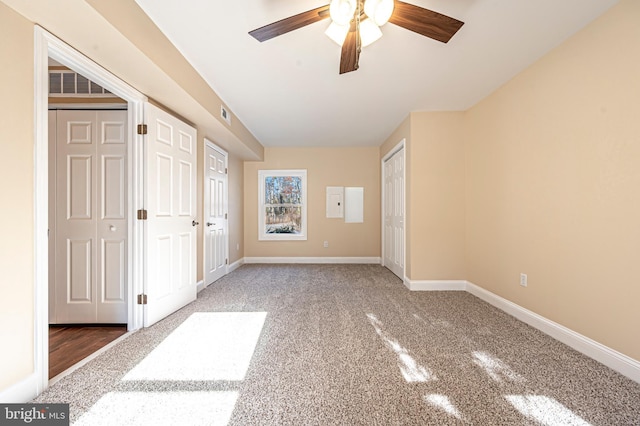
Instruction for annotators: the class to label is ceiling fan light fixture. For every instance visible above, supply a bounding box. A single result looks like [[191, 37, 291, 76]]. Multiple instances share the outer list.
[[325, 21, 350, 46], [364, 0, 394, 26], [329, 0, 357, 26], [359, 18, 383, 47], [249, 1, 464, 74]]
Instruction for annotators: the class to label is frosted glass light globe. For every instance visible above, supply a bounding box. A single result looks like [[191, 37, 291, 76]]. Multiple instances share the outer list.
[[364, 0, 394, 26], [330, 0, 357, 26]]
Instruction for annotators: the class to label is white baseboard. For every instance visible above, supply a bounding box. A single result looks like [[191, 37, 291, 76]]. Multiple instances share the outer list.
[[466, 281, 640, 384], [0, 373, 40, 403], [404, 278, 467, 291], [244, 257, 381, 264], [196, 280, 205, 293], [229, 258, 244, 273]]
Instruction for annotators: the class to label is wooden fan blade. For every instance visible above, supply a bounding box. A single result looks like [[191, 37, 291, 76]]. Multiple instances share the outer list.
[[339, 21, 361, 74], [389, 1, 464, 43], [249, 5, 330, 42]]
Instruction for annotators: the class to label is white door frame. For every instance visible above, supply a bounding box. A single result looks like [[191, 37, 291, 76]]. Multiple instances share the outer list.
[[381, 139, 406, 281], [203, 139, 229, 286], [33, 26, 146, 396]]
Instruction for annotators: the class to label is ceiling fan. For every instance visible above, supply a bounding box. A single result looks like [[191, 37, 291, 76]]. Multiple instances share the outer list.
[[249, 0, 464, 74]]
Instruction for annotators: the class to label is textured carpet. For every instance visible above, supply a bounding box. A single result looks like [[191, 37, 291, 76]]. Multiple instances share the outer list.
[[34, 264, 640, 425]]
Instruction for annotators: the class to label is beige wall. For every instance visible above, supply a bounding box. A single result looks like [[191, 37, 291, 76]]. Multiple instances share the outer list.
[[228, 154, 244, 264], [380, 113, 466, 281], [244, 147, 380, 258], [380, 0, 639, 362], [409, 112, 466, 280], [380, 115, 410, 159], [0, 2, 35, 391], [465, 0, 640, 360]]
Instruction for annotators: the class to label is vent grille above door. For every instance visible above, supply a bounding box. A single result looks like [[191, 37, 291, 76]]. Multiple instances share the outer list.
[[49, 70, 117, 97]]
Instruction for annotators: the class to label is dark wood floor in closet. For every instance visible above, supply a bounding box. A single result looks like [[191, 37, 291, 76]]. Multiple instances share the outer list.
[[49, 325, 128, 379]]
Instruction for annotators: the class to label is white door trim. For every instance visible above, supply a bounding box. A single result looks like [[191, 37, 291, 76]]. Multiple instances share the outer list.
[[381, 139, 406, 279], [34, 26, 147, 397], [203, 139, 229, 286]]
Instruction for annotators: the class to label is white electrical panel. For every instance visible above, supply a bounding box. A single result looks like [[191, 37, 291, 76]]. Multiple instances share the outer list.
[[345, 187, 364, 223], [326, 186, 344, 218]]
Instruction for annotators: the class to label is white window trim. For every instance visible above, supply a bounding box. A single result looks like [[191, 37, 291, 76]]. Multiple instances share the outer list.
[[258, 169, 307, 241]]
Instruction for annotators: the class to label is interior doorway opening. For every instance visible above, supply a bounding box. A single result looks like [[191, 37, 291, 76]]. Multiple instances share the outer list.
[[35, 27, 147, 396], [47, 57, 131, 379], [35, 25, 200, 399]]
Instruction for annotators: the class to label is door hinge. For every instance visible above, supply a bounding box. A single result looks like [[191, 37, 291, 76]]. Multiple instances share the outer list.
[[225, 168, 228, 174], [225, 213, 228, 219], [225, 258, 228, 265], [137, 294, 148, 305], [137, 124, 148, 135], [137, 209, 148, 220]]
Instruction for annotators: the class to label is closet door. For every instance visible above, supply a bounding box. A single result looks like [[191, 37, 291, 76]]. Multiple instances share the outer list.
[[383, 148, 404, 279], [48, 110, 57, 324], [96, 110, 128, 323], [53, 110, 127, 323], [204, 142, 228, 286]]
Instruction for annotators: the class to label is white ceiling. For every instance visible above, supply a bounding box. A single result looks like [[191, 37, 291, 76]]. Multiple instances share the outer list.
[[134, 0, 619, 148]]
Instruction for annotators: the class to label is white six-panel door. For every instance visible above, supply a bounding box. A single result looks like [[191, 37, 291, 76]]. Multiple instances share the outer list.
[[384, 147, 405, 279], [144, 103, 197, 327], [48, 110, 56, 324], [204, 142, 228, 286], [52, 109, 128, 323]]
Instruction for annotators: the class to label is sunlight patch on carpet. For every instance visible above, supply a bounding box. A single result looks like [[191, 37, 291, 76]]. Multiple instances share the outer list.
[[367, 313, 435, 383], [74, 391, 238, 426], [505, 395, 591, 426], [123, 312, 267, 381], [424, 394, 465, 420], [472, 351, 524, 384]]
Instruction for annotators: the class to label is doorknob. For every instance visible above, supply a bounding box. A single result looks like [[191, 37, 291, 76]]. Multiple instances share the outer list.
[[192, 220, 199, 227], [206, 222, 215, 227]]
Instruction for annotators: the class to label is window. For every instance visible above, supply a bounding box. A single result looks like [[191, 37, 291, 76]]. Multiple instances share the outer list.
[[258, 170, 307, 240]]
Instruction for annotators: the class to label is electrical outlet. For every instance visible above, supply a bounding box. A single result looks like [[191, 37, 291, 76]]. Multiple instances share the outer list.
[[520, 273, 528, 287], [323, 241, 329, 248]]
